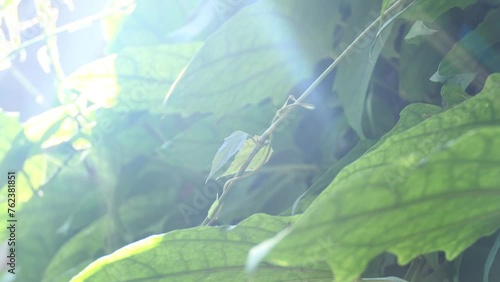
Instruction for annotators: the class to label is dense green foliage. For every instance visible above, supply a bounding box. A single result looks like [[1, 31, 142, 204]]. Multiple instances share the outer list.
[[1, 0, 499, 281]]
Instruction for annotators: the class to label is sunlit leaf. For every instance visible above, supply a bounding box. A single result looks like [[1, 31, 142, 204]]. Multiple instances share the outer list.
[[251, 74, 500, 281], [71, 214, 333, 282], [219, 137, 273, 179], [23, 105, 78, 148], [206, 130, 249, 182]]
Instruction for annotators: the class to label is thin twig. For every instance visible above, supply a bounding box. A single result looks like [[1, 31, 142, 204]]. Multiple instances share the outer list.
[[200, 0, 409, 226], [1, 3, 133, 64]]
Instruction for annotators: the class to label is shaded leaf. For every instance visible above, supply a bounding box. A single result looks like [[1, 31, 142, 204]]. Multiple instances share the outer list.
[[440, 85, 470, 109], [399, 37, 443, 103], [103, 0, 201, 52], [401, 0, 476, 22], [334, 1, 391, 137], [43, 188, 179, 282], [14, 164, 107, 282], [372, 103, 442, 150], [251, 74, 500, 281], [206, 131, 249, 182], [71, 214, 333, 282], [433, 8, 500, 83]]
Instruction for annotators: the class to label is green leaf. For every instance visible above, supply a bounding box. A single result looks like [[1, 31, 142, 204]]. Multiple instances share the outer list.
[[401, 0, 475, 22], [307, 139, 377, 196], [440, 85, 470, 109], [60, 44, 201, 114], [404, 21, 437, 43], [334, 1, 391, 137], [92, 111, 178, 165], [206, 130, 249, 182], [23, 105, 78, 148], [100, 0, 135, 45], [43, 219, 109, 282], [381, 0, 396, 16], [372, 103, 442, 149], [0, 112, 25, 191], [160, 103, 275, 171], [363, 277, 408, 282], [399, 37, 443, 103], [251, 74, 500, 281], [164, 0, 340, 117], [14, 164, 107, 282], [70, 214, 332, 282], [103, 0, 201, 52], [434, 8, 500, 80], [219, 137, 273, 179], [0, 132, 47, 204]]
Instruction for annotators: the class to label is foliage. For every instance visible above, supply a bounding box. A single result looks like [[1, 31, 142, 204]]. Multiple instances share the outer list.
[[1, 0, 499, 281]]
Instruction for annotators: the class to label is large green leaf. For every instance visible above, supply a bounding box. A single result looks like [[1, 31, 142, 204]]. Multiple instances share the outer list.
[[71, 214, 333, 281], [251, 74, 500, 281], [0, 131, 47, 204], [164, 0, 339, 117]]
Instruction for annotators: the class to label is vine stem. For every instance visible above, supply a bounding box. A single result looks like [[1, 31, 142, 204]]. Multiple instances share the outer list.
[[201, 0, 409, 226]]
